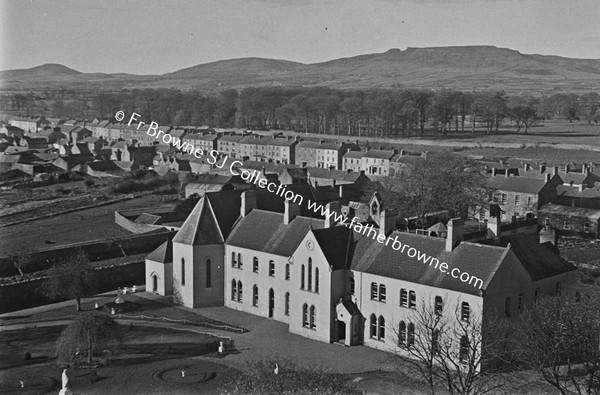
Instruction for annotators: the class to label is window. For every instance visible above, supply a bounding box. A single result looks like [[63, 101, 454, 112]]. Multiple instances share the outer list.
[[407, 323, 415, 347], [514, 194, 521, 205], [238, 253, 243, 268], [301, 265, 305, 289], [563, 221, 570, 230], [505, 297, 511, 317], [253, 257, 259, 273], [398, 321, 406, 346], [181, 258, 185, 286], [527, 196, 533, 205], [206, 259, 211, 288], [501, 193, 507, 204], [379, 284, 386, 302], [237, 281, 243, 302], [371, 283, 378, 300], [584, 222, 590, 232], [432, 329, 440, 354], [461, 302, 470, 321], [556, 282, 561, 296], [309, 305, 316, 329], [409, 291, 416, 309], [252, 285, 259, 307], [400, 289, 408, 307], [308, 259, 312, 291], [315, 268, 319, 293], [370, 314, 377, 338], [460, 336, 469, 362], [434, 296, 443, 315], [518, 293, 523, 313], [302, 304, 308, 327], [284, 292, 290, 316], [285, 264, 290, 280], [231, 280, 237, 301], [378, 316, 385, 340], [349, 278, 355, 295], [269, 260, 275, 277], [231, 252, 237, 268]]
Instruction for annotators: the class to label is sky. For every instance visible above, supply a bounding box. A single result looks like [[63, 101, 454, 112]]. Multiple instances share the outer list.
[[1, 0, 599, 75]]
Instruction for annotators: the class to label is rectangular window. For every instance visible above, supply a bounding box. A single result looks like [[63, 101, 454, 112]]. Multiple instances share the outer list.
[[253, 257, 258, 273], [563, 221, 570, 230], [527, 196, 533, 205], [409, 291, 416, 309], [501, 193, 507, 204], [285, 264, 290, 280], [370, 282, 378, 300], [400, 289, 408, 307], [379, 284, 386, 302], [181, 259, 185, 286], [514, 195, 520, 205], [269, 260, 275, 277], [584, 222, 590, 232]]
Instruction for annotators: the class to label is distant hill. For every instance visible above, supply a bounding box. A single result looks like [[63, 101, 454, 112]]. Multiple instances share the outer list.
[[2, 46, 600, 94]]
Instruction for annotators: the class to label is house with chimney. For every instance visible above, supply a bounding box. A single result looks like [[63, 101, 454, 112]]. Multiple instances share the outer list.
[[343, 148, 397, 176], [539, 204, 600, 238]]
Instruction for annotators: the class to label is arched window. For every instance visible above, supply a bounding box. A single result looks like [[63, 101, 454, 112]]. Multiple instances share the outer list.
[[231, 279, 237, 301], [238, 253, 243, 268], [284, 292, 290, 316], [398, 321, 406, 345], [308, 258, 312, 291], [370, 314, 377, 338], [237, 281, 243, 302], [434, 296, 443, 315], [460, 336, 469, 362], [315, 268, 319, 293], [461, 302, 470, 322], [231, 252, 236, 267], [206, 259, 211, 288], [409, 291, 416, 309], [252, 285, 258, 307], [253, 257, 259, 273], [309, 305, 316, 329], [285, 264, 290, 280], [301, 265, 305, 289], [302, 304, 308, 327], [269, 260, 275, 277], [407, 323, 415, 347], [378, 316, 385, 340], [181, 258, 185, 286]]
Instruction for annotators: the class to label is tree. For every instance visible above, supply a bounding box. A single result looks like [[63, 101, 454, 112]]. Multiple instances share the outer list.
[[227, 358, 359, 395], [515, 290, 600, 395], [393, 297, 513, 395], [55, 312, 120, 366], [41, 249, 97, 311], [507, 96, 541, 134]]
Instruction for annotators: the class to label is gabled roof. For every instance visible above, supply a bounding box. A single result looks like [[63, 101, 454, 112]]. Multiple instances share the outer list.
[[172, 196, 224, 245], [343, 151, 366, 159], [505, 234, 577, 281], [146, 240, 173, 263], [488, 176, 549, 194], [363, 149, 395, 159], [226, 210, 325, 257], [350, 231, 506, 295], [312, 226, 352, 270]]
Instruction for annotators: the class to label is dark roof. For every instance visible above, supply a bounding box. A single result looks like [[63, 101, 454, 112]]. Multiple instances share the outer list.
[[363, 149, 395, 159], [227, 210, 324, 256], [488, 176, 548, 194], [146, 240, 173, 263], [172, 196, 224, 245], [539, 203, 600, 219], [556, 185, 600, 199], [350, 231, 507, 295], [312, 226, 352, 270], [505, 234, 577, 281], [341, 300, 361, 316]]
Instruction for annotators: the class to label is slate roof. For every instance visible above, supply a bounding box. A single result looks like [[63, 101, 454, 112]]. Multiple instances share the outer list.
[[307, 167, 366, 183], [344, 151, 366, 159], [312, 226, 352, 270], [556, 185, 600, 199], [172, 196, 224, 245], [363, 149, 395, 159], [226, 210, 325, 257], [487, 176, 548, 194], [184, 133, 220, 141], [505, 234, 577, 281], [539, 203, 600, 219], [350, 231, 507, 295], [219, 134, 245, 142], [266, 137, 297, 147], [146, 240, 173, 263]]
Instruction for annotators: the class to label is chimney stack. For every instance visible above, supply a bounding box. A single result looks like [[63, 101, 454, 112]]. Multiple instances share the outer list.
[[523, 163, 530, 172], [379, 210, 396, 237], [324, 201, 341, 228], [492, 168, 498, 176], [540, 164, 546, 174], [540, 226, 556, 246], [544, 173, 551, 183], [553, 166, 559, 176], [284, 199, 301, 225], [240, 190, 257, 217], [565, 164, 570, 173], [445, 218, 464, 252], [486, 216, 500, 242]]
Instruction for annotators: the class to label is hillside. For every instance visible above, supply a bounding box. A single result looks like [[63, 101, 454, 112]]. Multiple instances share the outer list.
[[1, 46, 600, 93]]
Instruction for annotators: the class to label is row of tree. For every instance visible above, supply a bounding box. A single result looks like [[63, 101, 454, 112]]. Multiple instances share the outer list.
[[2, 88, 599, 136]]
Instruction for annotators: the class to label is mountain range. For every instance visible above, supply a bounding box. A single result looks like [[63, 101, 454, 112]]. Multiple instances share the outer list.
[[2, 46, 599, 94]]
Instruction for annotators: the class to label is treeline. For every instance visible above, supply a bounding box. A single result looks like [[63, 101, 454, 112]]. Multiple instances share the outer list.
[[3, 87, 600, 136]]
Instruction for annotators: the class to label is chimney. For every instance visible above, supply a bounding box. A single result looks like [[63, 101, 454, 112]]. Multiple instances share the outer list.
[[553, 166, 559, 176], [379, 210, 396, 237], [564, 164, 570, 173], [347, 148, 351, 153], [585, 166, 591, 176], [240, 190, 257, 217], [578, 184, 584, 192], [445, 218, 464, 252], [332, 179, 336, 188], [540, 226, 556, 246], [319, 139, 324, 144], [544, 173, 551, 183], [486, 216, 500, 242], [338, 184, 344, 198], [540, 164, 546, 174], [523, 163, 530, 172], [581, 165, 586, 174], [492, 168, 497, 176], [324, 201, 341, 228], [284, 199, 301, 225], [400, 149, 405, 157]]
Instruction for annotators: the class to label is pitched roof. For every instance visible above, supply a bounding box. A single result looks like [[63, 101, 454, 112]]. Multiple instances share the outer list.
[[488, 176, 549, 194], [539, 203, 600, 219], [363, 149, 395, 159], [344, 151, 366, 159], [505, 234, 577, 281], [226, 210, 325, 256], [146, 240, 173, 263], [172, 196, 224, 245], [350, 231, 507, 295], [312, 226, 352, 270]]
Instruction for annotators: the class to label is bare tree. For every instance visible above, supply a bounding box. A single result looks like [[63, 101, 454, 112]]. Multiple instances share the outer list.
[[515, 290, 600, 395]]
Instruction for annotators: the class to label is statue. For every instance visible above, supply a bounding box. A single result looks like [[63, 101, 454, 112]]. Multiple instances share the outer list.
[[58, 368, 73, 395]]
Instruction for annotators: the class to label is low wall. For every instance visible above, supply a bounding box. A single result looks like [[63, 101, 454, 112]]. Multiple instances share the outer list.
[[0, 260, 145, 314]]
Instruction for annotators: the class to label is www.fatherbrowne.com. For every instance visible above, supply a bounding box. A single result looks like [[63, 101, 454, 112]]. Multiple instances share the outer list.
[[126, 111, 483, 290]]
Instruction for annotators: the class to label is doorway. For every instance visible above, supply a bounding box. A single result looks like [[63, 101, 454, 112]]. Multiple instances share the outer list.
[[268, 289, 275, 318], [152, 275, 158, 292], [337, 321, 346, 343]]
